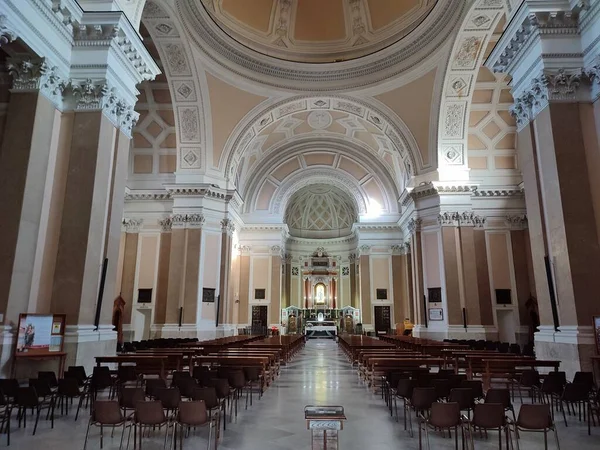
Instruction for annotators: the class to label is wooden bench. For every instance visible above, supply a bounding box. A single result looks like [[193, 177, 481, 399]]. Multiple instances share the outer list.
[[96, 355, 171, 379], [481, 358, 560, 390]]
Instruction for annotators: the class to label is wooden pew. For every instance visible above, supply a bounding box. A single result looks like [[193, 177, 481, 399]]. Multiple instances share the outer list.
[[96, 355, 170, 379], [481, 359, 560, 391]]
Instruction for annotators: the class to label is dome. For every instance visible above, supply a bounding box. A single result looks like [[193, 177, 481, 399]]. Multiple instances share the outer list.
[[285, 185, 357, 238], [199, 0, 438, 63]]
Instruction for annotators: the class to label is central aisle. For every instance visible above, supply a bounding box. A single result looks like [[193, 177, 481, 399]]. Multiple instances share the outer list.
[[219, 339, 402, 450]]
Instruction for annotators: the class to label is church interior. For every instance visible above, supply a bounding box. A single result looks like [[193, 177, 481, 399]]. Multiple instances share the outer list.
[[1, 0, 600, 449]]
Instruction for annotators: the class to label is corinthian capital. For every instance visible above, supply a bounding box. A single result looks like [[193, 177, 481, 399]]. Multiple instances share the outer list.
[[7, 57, 68, 105]]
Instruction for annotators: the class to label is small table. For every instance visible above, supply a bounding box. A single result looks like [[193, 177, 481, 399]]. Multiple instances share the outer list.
[[305, 406, 346, 450], [11, 351, 67, 378]]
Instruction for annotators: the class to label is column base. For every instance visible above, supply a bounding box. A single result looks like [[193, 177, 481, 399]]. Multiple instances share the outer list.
[[534, 325, 596, 379], [412, 324, 498, 340], [0, 326, 16, 378], [151, 321, 237, 340], [63, 325, 117, 375]]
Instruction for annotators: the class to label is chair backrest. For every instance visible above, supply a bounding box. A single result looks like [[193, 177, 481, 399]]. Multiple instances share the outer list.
[[572, 372, 594, 391], [29, 378, 52, 397], [207, 378, 230, 398], [0, 379, 20, 400], [119, 387, 146, 409], [473, 403, 506, 429], [517, 404, 553, 430], [177, 401, 208, 426], [58, 377, 81, 396], [38, 371, 58, 387], [448, 374, 467, 389], [135, 400, 166, 425], [410, 387, 437, 411], [117, 365, 137, 382], [396, 378, 415, 398], [561, 383, 589, 402], [16, 387, 39, 407], [460, 380, 483, 399], [68, 366, 88, 381], [155, 387, 181, 409], [485, 388, 511, 409], [429, 402, 461, 428], [93, 401, 124, 425], [432, 379, 451, 400], [172, 371, 191, 387], [243, 366, 260, 382], [176, 377, 198, 398], [145, 378, 167, 398], [520, 370, 540, 387], [191, 387, 219, 409], [227, 370, 246, 389], [92, 366, 113, 390], [449, 388, 475, 410]]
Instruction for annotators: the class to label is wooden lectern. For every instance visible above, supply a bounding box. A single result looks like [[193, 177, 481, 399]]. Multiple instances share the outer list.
[[304, 406, 346, 450]]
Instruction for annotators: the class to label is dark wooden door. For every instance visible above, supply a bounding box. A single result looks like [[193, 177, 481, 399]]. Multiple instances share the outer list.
[[374, 306, 391, 333], [251, 305, 268, 335]]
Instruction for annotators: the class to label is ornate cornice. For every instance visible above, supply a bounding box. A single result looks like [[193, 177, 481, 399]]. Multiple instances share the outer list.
[[0, 15, 17, 47], [125, 191, 171, 201], [123, 218, 143, 233], [172, 213, 205, 229], [166, 185, 234, 201]]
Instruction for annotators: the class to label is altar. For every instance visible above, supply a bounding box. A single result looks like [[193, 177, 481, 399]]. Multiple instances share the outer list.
[[305, 320, 337, 339]]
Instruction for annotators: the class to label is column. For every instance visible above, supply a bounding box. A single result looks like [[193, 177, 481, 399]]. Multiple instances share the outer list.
[[304, 277, 310, 309], [119, 219, 142, 342], [0, 58, 67, 325], [270, 247, 282, 327], [218, 219, 234, 326], [349, 254, 358, 309], [358, 246, 372, 328], [509, 223, 535, 344], [473, 229, 494, 330], [238, 246, 251, 326], [391, 244, 412, 330], [153, 218, 172, 336], [282, 255, 291, 310], [163, 215, 204, 337], [439, 215, 463, 330], [486, 4, 600, 376], [331, 277, 337, 310], [409, 219, 425, 332]]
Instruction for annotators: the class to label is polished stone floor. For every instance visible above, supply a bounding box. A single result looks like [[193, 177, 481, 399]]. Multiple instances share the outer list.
[[6, 339, 600, 449]]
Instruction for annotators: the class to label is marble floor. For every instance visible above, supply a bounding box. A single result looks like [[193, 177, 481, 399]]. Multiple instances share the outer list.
[[6, 339, 600, 449]]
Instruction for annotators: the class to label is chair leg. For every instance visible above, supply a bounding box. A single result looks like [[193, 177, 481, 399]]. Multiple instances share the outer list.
[[553, 427, 560, 450], [33, 407, 41, 436], [562, 401, 568, 427], [83, 420, 92, 450]]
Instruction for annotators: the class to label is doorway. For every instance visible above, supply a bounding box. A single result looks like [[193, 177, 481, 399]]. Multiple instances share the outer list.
[[374, 306, 391, 334], [251, 305, 268, 335], [496, 309, 516, 344]]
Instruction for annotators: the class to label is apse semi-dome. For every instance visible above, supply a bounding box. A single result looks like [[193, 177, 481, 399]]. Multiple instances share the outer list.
[[199, 0, 438, 63], [285, 185, 358, 239]]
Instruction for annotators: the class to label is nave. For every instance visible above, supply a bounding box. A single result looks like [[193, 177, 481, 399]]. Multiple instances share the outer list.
[[5, 340, 600, 450]]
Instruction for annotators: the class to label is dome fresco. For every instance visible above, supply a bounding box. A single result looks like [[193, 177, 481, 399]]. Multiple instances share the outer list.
[[284, 184, 357, 238]]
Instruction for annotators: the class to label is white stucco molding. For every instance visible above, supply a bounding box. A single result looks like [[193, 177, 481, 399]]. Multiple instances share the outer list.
[[0, 0, 160, 136]]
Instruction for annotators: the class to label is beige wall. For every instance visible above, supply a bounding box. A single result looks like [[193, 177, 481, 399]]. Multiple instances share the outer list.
[[201, 232, 221, 322], [488, 232, 512, 290]]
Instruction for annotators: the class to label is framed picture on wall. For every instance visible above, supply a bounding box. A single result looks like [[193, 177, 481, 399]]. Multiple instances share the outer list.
[[495, 289, 512, 305], [376, 289, 387, 300], [594, 316, 600, 355], [428, 287, 442, 303], [255, 289, 266, 300], [202, 288, 215, 303], [429, 308, 443, 321]]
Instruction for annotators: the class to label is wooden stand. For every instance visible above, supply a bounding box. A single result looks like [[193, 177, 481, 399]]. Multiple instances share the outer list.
[[11, 351, 67, 378], [305, 406, 346, 450]]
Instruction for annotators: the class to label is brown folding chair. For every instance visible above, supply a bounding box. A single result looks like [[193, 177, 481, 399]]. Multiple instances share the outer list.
[[465, 403, 509, 450], [172, 400, 215, 450], [83, 400, 129, 450], [419, 402, 464, 450], [133, 400, 169, 450], [509, 404, 560, 450]]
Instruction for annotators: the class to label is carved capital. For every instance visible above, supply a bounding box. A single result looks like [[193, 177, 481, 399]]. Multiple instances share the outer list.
[[459, 211, 486, 228], [348, 253, 357, 263], [270, 245, 282, 256], [505, 214, 528, 230], [238, 245, 252, 255], [172, 213, 205, 229], [438, 212, 460, 227], [358, 244, 371, 256], [7, 58, 68, 105], [123, 218, 143, 233], [158, 217, 172, 232], [221, 218, 235, 235], [407, 218, 422, 234], [391, 243, 410, 255]]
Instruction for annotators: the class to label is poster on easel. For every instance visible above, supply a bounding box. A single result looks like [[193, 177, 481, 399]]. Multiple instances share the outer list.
[[594, 316, 600, 355], [15, 314, 66, 355]]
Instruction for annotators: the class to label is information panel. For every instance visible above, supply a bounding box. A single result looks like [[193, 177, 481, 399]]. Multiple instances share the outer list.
[[15, 313, 66, 355]]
